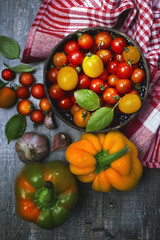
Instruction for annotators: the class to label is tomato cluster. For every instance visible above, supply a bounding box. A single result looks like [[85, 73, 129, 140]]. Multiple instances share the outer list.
[[1, 70, 51, 124], [46, 31, 146, 128], [16, 73, 52, 124]]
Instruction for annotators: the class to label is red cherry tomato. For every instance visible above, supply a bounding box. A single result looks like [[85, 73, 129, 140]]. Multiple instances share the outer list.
[[95, 31, 112, 48], [68, 50, 83, 66], [19, 73, 34, 87], [107, 60, 119, 74], [78, 74, 90, 89], [30, 109, 45, 124], [78, 33, 94, 49], [47, 67, 59, 83], [52, 52, 68, 67], [99, 95, 104, 107], [64, 40, 80, 54], [116, 79, 132, 94], [116, 62, 133, 79], [16, 86, 30, 99], [1, 68, 15, 81], [111, 37, 127, 53], [67, 63, 78, 70], [70, 104, 82, 116], [102, 82, 110, 90], [71, 93, 77, 103], [108, 74, 119, 87], [129, 89, 139, 95], [96, 49, 112, 64], [131, 68, 145, 84], [49, 83, 65, 100], [99, 68, 109, 81], [58, 96, 73, 110], [89, 78, 106, 94], [39, 97, 51, 112], [31, 83, 45, 99], [103, 87, 120, 105], [17, 99, 32, 116], [113, 53, 125, 62]]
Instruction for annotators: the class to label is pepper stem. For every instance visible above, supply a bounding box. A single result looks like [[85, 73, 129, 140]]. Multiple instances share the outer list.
[[95, 145, 129, 173], [34, 181, 57, 210]]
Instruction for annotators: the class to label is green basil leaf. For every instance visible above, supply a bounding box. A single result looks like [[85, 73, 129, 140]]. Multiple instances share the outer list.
[[0, 80, 8, 88], [0, 36, 20, 59], [4, 62, 36, 73], [86, 107, 114, 132], [5, 114, 26, 143], [74, 89, 100, 111]]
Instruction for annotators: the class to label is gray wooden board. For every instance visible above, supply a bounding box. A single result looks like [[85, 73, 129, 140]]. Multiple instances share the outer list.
[[0, 1, 160, 239]]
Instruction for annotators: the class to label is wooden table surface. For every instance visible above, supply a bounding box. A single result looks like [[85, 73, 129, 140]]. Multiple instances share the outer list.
[[0, 1, 160, 240]]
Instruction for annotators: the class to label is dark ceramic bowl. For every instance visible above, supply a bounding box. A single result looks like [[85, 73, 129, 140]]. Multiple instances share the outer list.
[[44, 27, 150, 132]]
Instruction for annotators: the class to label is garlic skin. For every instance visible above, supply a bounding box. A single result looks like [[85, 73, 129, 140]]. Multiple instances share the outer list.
[[51, 132, 71, 152], [44, 111, 57, 130], [15, 132, 49, 163]]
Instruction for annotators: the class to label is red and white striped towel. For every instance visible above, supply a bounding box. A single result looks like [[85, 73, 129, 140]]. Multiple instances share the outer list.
[[22, 0, 160, 168]]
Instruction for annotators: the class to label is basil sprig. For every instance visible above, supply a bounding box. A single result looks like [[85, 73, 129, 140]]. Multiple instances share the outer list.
[[86, 107, 114, 132], [4, 62, 36, 73], [74, 89, 100, 111], [0, 35, 36, 72], [5, 114, 26, 143], [74, 89, 121, 132], [0, 36, 20, 59], [0, 80, 8, 88]]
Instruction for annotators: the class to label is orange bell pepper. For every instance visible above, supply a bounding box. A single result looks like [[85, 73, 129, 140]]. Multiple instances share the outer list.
[[65, 130, 143, 192]]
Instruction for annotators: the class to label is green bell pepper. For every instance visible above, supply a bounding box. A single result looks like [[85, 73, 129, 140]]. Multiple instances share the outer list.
[[14, 160, 78, 229]]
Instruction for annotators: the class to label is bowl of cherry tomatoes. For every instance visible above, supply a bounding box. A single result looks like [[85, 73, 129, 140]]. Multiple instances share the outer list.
[[44, 27, 150, 132]]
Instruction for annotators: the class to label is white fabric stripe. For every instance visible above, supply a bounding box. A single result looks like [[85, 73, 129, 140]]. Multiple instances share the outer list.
[[84, 0, 95, 7], [143, 106, 160, 133]]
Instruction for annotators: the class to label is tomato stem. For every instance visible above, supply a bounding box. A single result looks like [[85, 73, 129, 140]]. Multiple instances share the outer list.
[[87, 52, 93, 58], [77, 33, 82, 39], [124, 47, 129, 53], [82, 110, 88, 125], [98, 41, 105, 49]]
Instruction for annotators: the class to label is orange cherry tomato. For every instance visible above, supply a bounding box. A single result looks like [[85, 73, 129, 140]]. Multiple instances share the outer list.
[[108, 74, 119, 87], [96, 49, 112, 64], [73, 109, 91, 128], [122, 46, 141, 64], [70, 104, 82, 116], [17, 99, 32, 116], [39, 97, 51, 112], [95, 31, 112, 48], [52, 52, 68, 67], [131, 68, 145, 84], [0, 87, 17, 108]]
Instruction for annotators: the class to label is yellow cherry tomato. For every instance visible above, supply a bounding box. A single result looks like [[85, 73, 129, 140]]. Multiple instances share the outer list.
[[118, 93, 142, 114], [122, 46, 141, 64], [57, 66, 78, 91], [82, 54, 104, 78]]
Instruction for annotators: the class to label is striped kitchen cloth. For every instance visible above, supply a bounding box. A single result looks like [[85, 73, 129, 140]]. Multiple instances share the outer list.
[[22, 0, 160, 168]]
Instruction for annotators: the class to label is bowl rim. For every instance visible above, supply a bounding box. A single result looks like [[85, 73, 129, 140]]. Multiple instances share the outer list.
[[44, 27, 150, 132]]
